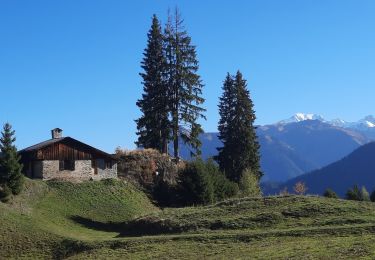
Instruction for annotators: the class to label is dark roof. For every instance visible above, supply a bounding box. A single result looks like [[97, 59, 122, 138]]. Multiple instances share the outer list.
[[19, 137, 66, 153], [19, 137, 116, 160]]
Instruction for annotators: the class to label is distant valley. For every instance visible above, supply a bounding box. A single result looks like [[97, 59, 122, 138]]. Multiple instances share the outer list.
[[267, 142, 375, 197], [177, 113, 375, 183]]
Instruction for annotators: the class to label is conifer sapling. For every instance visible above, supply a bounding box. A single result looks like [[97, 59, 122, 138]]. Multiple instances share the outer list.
[[0, 123, 24, 196]]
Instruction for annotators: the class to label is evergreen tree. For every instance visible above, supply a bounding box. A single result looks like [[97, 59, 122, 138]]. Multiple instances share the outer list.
[[217, 71, 262, 183], [346, 185, 370, 201], [216, 74, 235, 166], [346, 185, 361, 201], [164, 8, 205, 159], [0, 123, 23, 195], [323, 188, 338, 199], [136, 15, 170, 153]]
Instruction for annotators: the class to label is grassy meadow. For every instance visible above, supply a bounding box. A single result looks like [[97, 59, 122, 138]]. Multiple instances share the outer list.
[[2, 178, 375, 259]]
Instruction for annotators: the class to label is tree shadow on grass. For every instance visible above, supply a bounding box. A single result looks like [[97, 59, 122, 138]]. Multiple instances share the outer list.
[[70, 216, 125, 233], [70, 215, 184, 237]]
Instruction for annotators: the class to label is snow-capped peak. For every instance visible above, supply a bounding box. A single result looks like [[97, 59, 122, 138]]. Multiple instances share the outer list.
[[294, 113, 322, 121], [275, 113, 375, 129], [329, 118, 349, 127], [353, 115, 375, 129], [365, 121, 375, 128], [278, 113, 324, 124]]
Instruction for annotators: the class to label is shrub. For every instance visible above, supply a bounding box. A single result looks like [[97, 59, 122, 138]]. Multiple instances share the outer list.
[[323, 188, 338, 199], [152, 178, 180, 207], [293, 181, 308, 195], [346, 185, 370, 201], [179, 159, 238, 205], [239, 169, 261, 197], [346, 185, 361, 201], [179, 159, 215, 205], [279, 187, 289, 196], [208, 160, 239, 200], [370, 189, 375, 202], [360, 186, 370, 201], [0, 184, 11, 202]]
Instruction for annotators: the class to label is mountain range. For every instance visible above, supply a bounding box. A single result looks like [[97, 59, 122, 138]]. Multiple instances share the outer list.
[[278, 113, 375, 130], [264, 142, 375, 197], [177, 113, 375, 183]]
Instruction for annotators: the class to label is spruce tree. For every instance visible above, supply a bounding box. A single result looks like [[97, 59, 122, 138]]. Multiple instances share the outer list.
[[136, 15, 170, 153], [216, 74, 236, 172], [217, 71, 262, 183], [0, 123, 24, 195], [346, 185, 361, 200], [164, 8, 206, 160]]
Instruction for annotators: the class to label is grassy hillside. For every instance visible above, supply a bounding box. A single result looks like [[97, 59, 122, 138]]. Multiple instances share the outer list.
[[0, 178, 158, 258], [2, 179, 375, 259], [121, 196, 375, 235], [69, 196, 375, 259]]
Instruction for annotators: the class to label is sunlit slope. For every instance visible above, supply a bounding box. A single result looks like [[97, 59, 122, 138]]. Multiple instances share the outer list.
[[0, 178, 158, 258], [2, 179, 375, 259]]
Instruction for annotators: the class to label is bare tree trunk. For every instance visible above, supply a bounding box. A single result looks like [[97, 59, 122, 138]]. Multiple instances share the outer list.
[[173, 109, 179, 162]]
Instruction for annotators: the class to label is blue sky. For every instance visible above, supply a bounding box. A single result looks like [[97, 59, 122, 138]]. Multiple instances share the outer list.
[[1, 0, 374, 152]]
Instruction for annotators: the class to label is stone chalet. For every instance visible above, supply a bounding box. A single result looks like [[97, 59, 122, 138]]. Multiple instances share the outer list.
[[19, 128, 117, 181]]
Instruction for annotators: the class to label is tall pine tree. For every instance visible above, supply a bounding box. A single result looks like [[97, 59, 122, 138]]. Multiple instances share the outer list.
[[164, 8, 205, 159], [217, 71, 262, 183], [0, 123, 24, 195], [136, 15, 170, 153], [216, 73, 236, 166]]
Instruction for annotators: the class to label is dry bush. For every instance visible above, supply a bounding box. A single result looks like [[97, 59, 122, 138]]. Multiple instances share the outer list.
[[293, 181, 308, 195], [115, 148, 181, 189], [279, 187, 289, 196]]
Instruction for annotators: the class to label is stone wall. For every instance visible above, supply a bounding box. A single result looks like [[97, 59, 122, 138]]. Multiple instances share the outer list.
[[40, 160, 117, 181], [95, 159, 118, 180]]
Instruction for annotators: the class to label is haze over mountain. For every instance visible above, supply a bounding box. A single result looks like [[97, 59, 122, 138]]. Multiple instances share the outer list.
[[177, 113, 374, 182], [269, 142, 375, 197]]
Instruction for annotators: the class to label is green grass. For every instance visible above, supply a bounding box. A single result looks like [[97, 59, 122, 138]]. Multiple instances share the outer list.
[[2, 179, 375, 259], [32, 179, 157, 240], [66, 234, 375, 259], [0, 178, 158, 258], [125, 196, 375, 234]]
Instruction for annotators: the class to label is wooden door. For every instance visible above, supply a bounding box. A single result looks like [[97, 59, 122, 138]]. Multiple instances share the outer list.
[[92, 160, 98, 175]]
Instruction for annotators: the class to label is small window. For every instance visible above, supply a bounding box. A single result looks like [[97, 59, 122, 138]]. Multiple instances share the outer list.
[[59, 160, 75, 171], [105, 160, 112, 169]]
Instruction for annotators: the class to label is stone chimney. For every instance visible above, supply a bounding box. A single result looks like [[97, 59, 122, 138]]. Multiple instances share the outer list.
[[51, 128, 63, 139]]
